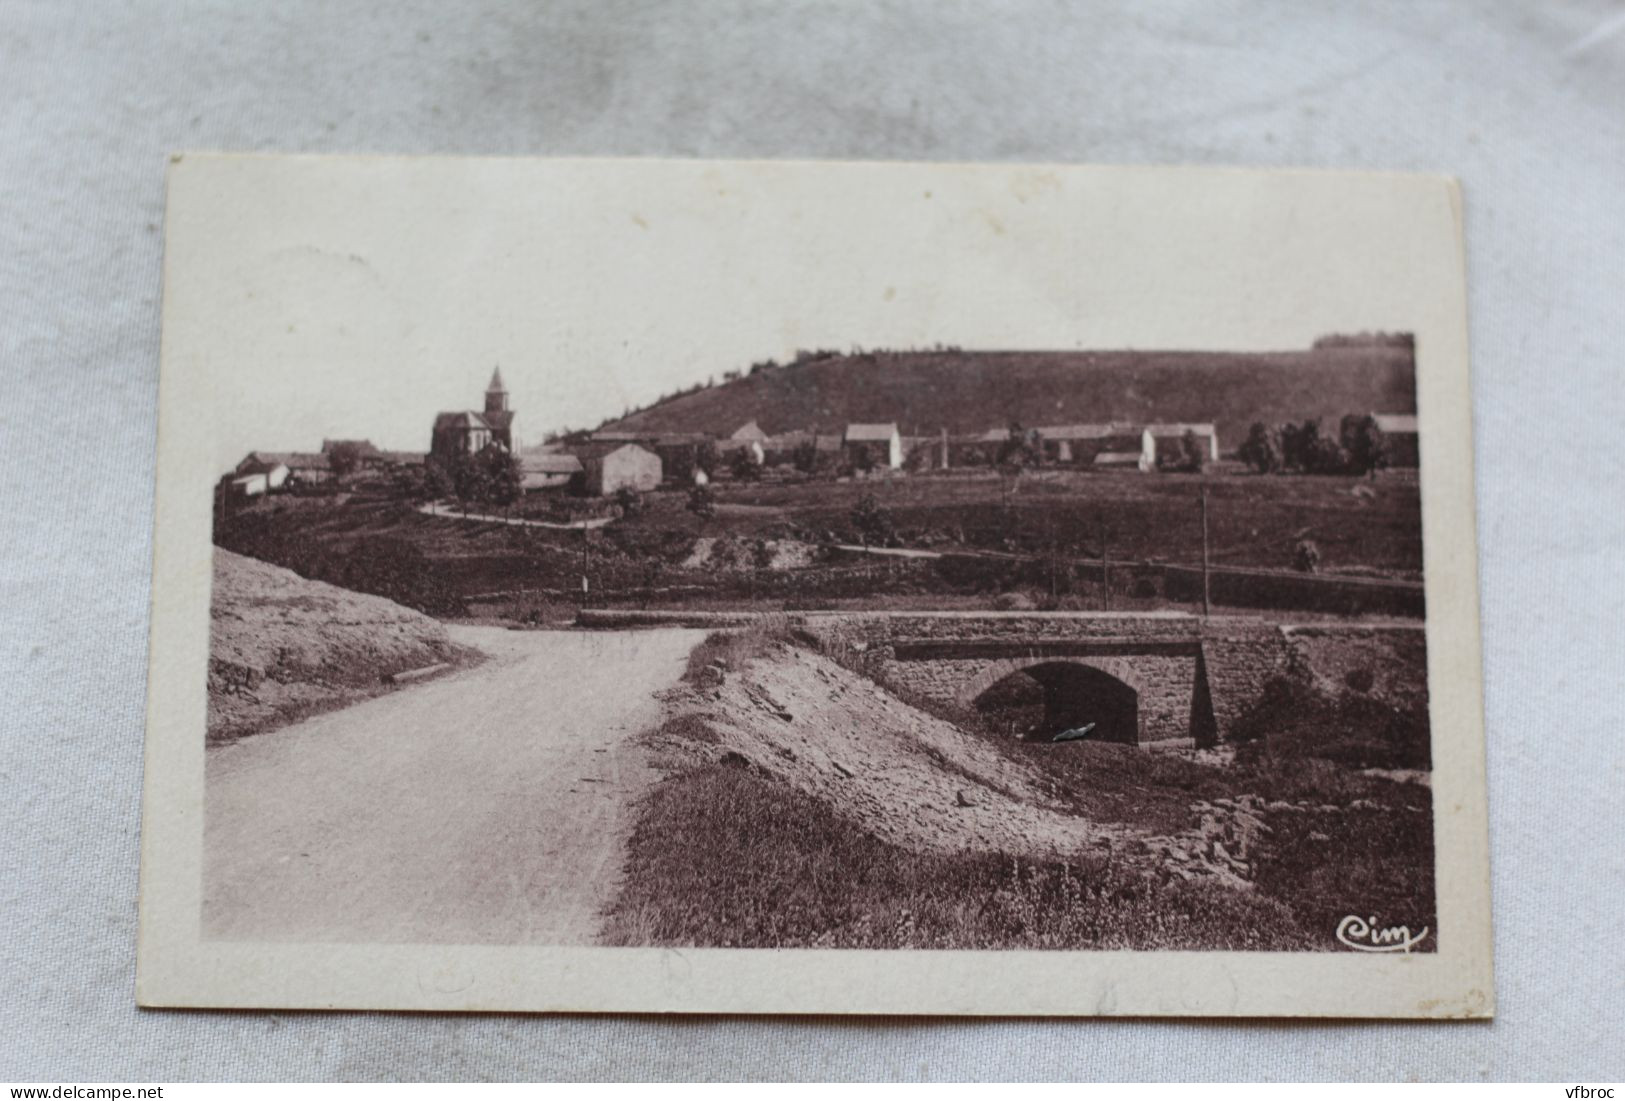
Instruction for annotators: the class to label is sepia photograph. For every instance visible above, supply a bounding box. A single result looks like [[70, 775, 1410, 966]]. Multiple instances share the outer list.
[[137, 156, 1490, 1016]]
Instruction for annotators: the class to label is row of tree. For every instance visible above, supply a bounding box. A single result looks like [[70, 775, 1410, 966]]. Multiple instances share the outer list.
[[397, 444, 524, 514], [1238, 415, 1389, 476]]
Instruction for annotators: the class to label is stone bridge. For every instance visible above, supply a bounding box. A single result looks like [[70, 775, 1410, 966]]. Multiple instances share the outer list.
[[797, 611, 1426, 748]]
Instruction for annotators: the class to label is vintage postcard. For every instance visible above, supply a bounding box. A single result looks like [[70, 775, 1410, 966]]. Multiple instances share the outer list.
[[137, 156, 1492, 1016]]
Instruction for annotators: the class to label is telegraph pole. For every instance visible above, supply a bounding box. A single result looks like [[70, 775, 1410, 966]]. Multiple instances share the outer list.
[[1200, 486, 1212, 618], [1100, 517, 1111, 611]]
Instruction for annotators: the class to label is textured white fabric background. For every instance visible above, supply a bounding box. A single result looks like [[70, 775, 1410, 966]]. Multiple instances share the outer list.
[[2, 0, 1622, 1082]]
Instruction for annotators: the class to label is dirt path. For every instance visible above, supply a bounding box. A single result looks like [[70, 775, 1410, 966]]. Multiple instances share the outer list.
[[203, 625, 704, 944], [417, 501, 615, 530]]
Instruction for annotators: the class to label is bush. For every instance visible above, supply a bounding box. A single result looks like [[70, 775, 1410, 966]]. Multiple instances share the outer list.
[[614, 486, 645, 516], [850, 492, 894, 547], [686, 484, 716, 522], [1239, 423, 1284, 473], [682, 615, 796, 683], [1293, 539, 1321, 573], [1231, 675, 1431, 771]]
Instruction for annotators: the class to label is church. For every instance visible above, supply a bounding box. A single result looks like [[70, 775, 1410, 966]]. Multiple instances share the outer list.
[[430, 368, 517, 463]]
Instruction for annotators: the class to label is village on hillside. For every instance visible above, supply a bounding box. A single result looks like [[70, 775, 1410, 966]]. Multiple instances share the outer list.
[[224, 362, 1419, 501], [205, 342, 1437, 954]]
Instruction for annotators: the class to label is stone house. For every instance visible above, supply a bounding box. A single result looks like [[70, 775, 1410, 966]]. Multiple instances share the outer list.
[[574, 441, 663, 496], [234, 451, 329, 485], [1144, 423, 1220, 464], [843, 423, 903, 469], [519, 450, 584, 492]]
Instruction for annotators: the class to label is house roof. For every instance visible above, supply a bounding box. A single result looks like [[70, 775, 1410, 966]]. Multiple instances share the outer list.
[[569, 440, 659, 463], [730, 420, 768, 441], [1143, 422, 1217, 437], [845, 423, 900, 442], [521, 453, 584, 475], [241, 451, 329, 471], [1035, 423, 1144, 441], [434, 410, 490, 431], [376, 450, 426, 465], [1372, 413, 1419, 434]]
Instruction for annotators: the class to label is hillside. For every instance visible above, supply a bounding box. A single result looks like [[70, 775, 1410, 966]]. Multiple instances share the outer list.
[[208, 549, 470, 742], [602, 346, 1416, 447]]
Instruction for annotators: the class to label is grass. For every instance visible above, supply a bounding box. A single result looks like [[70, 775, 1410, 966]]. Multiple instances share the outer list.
[[681, 614, 796, 682], [601, 758, 1313, 951], [216, 466, 1421, 623], [605, 631, 1437, 951]]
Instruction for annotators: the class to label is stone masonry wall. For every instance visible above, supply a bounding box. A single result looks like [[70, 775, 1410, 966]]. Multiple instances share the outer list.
[[797, 612, 1426, 748]]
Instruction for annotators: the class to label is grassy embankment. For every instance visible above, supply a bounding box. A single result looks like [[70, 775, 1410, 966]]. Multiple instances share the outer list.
[[602, 623, 1433, 951]]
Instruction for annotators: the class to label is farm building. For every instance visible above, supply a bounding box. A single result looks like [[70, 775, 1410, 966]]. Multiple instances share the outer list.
[[719, 437, 765, 466], [430, 368, 518, 463], [761, 429, 815, 463], [574, 441, 663, 496], [1372, 412, 1420, 467], [519, 450, 583, 492], [234, 451, 329, 485], [1034, 424, 1156, 469], [227, 471, 271, 498], [1144, 423, 1220, 464], [844, 423, 903, 469], [729, 420, 769, 442]]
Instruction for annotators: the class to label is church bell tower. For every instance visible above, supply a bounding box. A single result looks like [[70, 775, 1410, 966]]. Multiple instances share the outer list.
[[484, 366, 509, 414]]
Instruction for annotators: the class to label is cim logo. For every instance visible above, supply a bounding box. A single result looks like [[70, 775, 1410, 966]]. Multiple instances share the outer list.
[[1335, 914, 1431, 954]]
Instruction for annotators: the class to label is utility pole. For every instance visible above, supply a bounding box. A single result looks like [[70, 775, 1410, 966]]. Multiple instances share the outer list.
[[580, 530, 590, 606], [1100, 519, 1111, 611], [1200, 486, 1212, 618]]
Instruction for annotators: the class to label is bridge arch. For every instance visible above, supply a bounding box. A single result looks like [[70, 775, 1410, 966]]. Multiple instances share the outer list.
[[961, 659, 1142, 744]]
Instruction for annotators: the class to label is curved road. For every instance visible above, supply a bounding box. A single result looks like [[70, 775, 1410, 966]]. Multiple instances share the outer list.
[[203, 625, 703, 945]]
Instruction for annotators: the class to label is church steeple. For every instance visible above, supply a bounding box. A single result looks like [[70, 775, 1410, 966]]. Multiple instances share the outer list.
[[484, 366, 508, 414]]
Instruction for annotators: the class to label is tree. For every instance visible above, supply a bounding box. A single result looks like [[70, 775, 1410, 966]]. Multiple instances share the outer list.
[[327, 442, 364, 479], [791, 440, 819, 475], [1280, 419, 1321, 472], [694, 439, 720, 479], [850, 492, 893, 548], [448, 451, 489, 517], [730, 448, 762, 481], [1181, 429, 1208, 473], [854, 444, 876, 474], [614, 486, 644, 516], [1239, 423, 1285, 474], [477, 443, 523, 513], [1304, 434, 1350, 476], [686, 484, 716, 524], [423, 458, 455, 503], [1340, 414, 1388, 475], [996, 421, 1039, 471]]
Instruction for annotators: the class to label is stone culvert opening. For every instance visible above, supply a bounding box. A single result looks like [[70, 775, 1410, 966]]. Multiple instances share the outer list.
[[971, 661, 1139, 745]]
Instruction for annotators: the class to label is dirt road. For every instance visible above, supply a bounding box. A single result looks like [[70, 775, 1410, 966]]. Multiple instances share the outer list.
[[203, 625, 703, 944]]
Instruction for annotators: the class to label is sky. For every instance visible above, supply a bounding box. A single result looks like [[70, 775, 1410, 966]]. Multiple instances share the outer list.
[[160, 156, 1463, 474]]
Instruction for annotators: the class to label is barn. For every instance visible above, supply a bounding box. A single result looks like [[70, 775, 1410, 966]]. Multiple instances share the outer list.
[[576, 442, 663, 496], [843, 423, 903, 469], [519, 451, 584, 492]]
